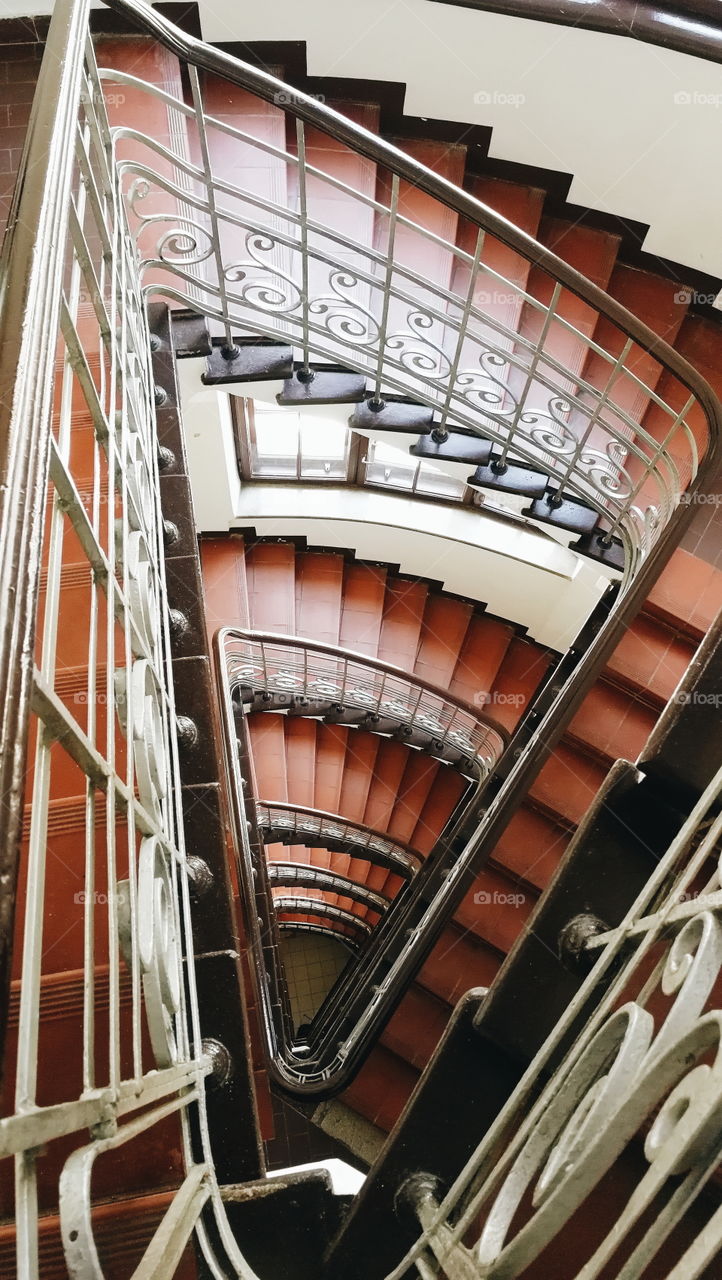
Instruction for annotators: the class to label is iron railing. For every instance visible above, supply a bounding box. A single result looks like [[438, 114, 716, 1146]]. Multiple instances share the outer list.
[[1, 0, 722, 1271], [0, 3, 261, 1276], [98, 0, 722, 587], [217, 628, 480, 1090], [222, 628, 508, 779], [255, 801, 422, 879], [390, 729, 722, 1279], [83, 0, 720, 1097]]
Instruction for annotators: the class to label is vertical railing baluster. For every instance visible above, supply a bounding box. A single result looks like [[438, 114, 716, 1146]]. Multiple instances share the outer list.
[[295, 120, 313, 383], [188, 65, 237, 358], [494, 280, 563, 472], [368, 173, 400, 413], [432, 227, 485, 444], [547, 337, 634, 509]]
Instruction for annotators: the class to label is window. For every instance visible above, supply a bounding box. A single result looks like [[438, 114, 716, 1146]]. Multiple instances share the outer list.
[[248, 400, 352, 480]]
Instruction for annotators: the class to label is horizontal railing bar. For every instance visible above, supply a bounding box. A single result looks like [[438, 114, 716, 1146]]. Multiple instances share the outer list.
[[0, 1061, 205, 1159], [223, 627, 509, 739], [268, 862, 391, 912], [256, 800, 422, 866]]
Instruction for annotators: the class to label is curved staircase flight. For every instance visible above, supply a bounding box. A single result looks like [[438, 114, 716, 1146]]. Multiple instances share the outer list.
[[201, 529, 722, 1135]]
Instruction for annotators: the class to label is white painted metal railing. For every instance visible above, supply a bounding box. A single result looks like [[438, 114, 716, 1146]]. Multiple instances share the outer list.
[[390, 765, 722, 1278], [223, 628, 508, 779], [0, 6, 260, 1276], [1, 0, 722, 1272]]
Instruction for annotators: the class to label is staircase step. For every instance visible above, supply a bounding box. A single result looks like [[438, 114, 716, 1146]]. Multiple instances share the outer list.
[[278, 369, 367, 405], [169, 307, 212, 358], [523, 490, 600, 535], [467, 454, 548, 499], [203, 338, 294, 385], [411, 431, 494, 467], [349, 396, 434, 435], [340, 562, 387, 657], [571, 529, 625, 571]]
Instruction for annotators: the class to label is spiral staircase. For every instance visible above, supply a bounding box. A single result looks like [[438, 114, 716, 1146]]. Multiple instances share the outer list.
[[1, 1, 722, 1277]]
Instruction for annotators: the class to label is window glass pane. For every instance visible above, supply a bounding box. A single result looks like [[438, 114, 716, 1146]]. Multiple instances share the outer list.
[[255, 411, 299, 458], [415, 464, 466, 499], [299, 420, 349, 460]]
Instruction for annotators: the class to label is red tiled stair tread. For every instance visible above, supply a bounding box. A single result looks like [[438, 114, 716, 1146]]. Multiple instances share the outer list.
[[410, 766, 468, 856], [363, 740, 415, 831], [454, 865, 536, 954], [605, 615, 694, 703], [377, 575, 429, 671], [448, 615, 513, 707], [284, 717, 317, 806], [568, 680, 658, 761], [247, 714, 289, 799], [200, 536, 250, 631], [530, 742, 609, 827], [646, 548, 722, 638], [337, 731, 381, 820], [418, 926, 503, 1005], [492, 803, 571, 892], [385, 754, 445, 846], [488, 636, 555, 731], [341, 1044, 419, 1133], [380, 986, 451, 1071], [294, 550, 344, 645], [314, 722, 349, 813], [339, 562, 387, 657], [414, 594, 473, 688], [246, 541, 296, 633]]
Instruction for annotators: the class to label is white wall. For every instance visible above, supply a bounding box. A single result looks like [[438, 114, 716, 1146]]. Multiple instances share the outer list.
[[177, 360, 613, 649], [228, 482, 612, 650]]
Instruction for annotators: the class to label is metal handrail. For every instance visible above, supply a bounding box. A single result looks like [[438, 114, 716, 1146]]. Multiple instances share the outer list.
[[223, 626, 508, 779], [428, 0, 722, 66], [99, 0, 716, 1091], [228, 628, 510, 734], [80, 0, 720, 586], [0, 0, 92, 1073], [256, 800, 423, 876], [217, 626, 478, 1088], [268, 862, 392, 913], [0, 5, 263, 1275], [386, 646, 722, 1280]]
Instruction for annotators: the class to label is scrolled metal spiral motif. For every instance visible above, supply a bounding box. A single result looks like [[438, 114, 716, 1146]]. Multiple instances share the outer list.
[[473, 909, 722, 1276]]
